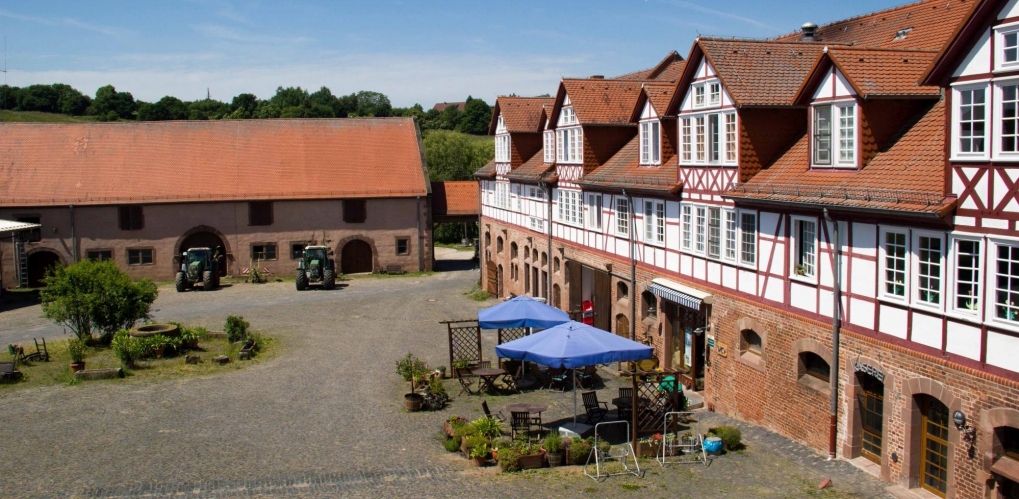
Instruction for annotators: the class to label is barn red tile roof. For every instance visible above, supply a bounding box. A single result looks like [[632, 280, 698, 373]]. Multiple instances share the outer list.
[[504, 150, 554, 184], [489, 97, 554, 134], [576, 137, 680, 194], [815, 47, 941, 99], [727, 100, 951, 215], [645, 83, 677, 117], [0, 118, 429, 207], [772, 0, 973, 52], [614, 51, 687, 82], [474, 159, 497, 179], [431, 180, 479, 216], [559, 79, 646, 125], [693, 38, 826, 107]]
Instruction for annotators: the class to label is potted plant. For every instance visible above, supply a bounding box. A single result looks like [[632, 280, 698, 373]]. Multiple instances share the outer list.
[[497, 447, 521, 472], [542, 433, 564, 467], [67, 337, 86, 372], [636, 433, 662, 457], [444, 415, 468, 438], [455, 425, 480, 458], [452, 358, 471, 378], [147, 334, 170, 358], [463, 434, 488, 461], [469, 416, 504, 440], [492, 437, 512, 461], [516, 441, 545, 470], [112, 329, 144, 368], [794, 264, 808, 276], [396, 353, 428, 411], [469, 441, 489, 467], [566, 437, 592, 465]]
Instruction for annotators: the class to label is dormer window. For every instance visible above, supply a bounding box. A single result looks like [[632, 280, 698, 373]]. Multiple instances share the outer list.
[[709, 83, 720, 106], [496, 135, 510, 162], [543, 131, 555, 163], [559, 106, 577, 126], [694, 86, 706, 107], [997, 27, 1019, 70], [556, 127, 582, 163], [812, 103, 855, 167], [639, 120, 661, 164], [496, 115, 506, 132]]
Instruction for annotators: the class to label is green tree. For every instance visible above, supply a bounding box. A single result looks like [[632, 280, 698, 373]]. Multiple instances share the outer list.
[[17, 84, 60, 112], [353, 90, 392, 117], [188, 98, 230, 120], [54, 84, 92, 115], [456, 96, 492, 135], [423, 130, 493, 182], [40, 260, 159, 342], [307, 86, 339, 117], [230, 93, 259, 118], [0, 85, 20, 110], [89, 85, 136, 120], [137, 96, 189, 121], [269, 86, 308, 110], [255, 101, 281, 119]]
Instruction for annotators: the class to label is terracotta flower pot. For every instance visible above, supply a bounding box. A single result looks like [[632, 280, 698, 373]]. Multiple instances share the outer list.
[[69, 361, 85, 372], [471, 455, 487, 467]]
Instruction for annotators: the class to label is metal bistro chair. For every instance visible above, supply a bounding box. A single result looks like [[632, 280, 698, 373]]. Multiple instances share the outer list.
[[582, 391, 609, 424]]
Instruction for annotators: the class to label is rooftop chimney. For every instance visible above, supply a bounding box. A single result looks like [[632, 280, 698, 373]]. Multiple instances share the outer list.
[[801, 22, 818, 41], [589, 75, 605, 79]]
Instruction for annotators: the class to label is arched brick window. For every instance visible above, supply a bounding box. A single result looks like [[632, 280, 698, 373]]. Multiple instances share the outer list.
[[510, 242, 518, 259], [641, 290, 657, 320], [554, 257, 560, 273], [792, 338, 831, 394], [617, 281, 629, 302], [497, 236, 504, 253], [735, 317, 766, 371]]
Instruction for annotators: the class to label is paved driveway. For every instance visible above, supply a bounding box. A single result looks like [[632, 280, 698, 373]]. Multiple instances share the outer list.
[[0, 269, 891, 498]]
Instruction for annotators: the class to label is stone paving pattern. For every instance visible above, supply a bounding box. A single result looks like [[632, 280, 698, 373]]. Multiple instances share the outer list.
[[0, 265, 891, 498]]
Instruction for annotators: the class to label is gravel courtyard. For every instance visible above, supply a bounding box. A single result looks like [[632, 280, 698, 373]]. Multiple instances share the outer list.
[[0, 262, 892, 499]]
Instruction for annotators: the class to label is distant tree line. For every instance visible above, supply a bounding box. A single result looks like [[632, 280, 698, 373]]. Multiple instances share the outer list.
[[0, 83, 493, 134]]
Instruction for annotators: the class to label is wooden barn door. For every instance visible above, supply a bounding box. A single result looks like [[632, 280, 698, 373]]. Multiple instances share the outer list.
[[568, 262, 582, 319], [485, 261, 498, 295], [593, 269, 611, 331], [341, 240, 373, 274]]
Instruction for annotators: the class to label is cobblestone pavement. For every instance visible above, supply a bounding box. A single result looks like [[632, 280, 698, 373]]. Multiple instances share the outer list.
[[0, 267, 890, 499]]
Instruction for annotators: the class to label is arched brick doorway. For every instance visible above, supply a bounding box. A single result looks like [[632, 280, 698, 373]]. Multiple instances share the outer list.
[[340, 239, 374, 274], [27, 250, 62, 287], [176, 228, 228, 276]]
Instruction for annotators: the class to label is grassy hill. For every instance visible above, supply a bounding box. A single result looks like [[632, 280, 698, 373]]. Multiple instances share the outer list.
[[1, 110, 97, 123]]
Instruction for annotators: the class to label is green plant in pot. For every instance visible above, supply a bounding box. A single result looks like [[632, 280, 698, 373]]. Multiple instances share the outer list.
[[67, 337, 87, 372], [566, 437, 592, 465], [147, 334, 170, 358], [469, 416, 504, 440], [469, 441, 489, 466], [497, 447, 521, 472], [464, 434, 488, 461], [515, 441, 544, 469], [111, 329, 145, 368], [492, 437, 512, 461], [542, 432, 564, 467]]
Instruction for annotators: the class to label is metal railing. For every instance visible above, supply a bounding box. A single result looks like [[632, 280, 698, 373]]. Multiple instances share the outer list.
[[726, 182, 945, 206]]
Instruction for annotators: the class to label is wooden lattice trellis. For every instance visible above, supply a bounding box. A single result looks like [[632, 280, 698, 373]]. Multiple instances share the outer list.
[[627, 370, 687, 442], [442, 319, 481, 375], [497, 327, 528, 345]]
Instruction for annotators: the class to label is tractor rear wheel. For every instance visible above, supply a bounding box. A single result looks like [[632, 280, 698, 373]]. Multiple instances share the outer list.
[[175, 271, 187, 293], [296, 269, 308, 291], [323, 268, 335, 290], [203, 270, 214, 290]]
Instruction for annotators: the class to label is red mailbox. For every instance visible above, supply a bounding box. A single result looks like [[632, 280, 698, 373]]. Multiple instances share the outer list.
[[581, 300, 594, 325]]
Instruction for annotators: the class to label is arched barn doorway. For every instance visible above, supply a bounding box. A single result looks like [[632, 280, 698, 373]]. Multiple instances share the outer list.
[[178, 230, 228, 276], [27, 250, 61, 287], [341, 239, 373, 274]]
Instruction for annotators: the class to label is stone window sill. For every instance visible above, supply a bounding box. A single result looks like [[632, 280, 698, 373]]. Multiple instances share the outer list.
[[797, 374, 830, 395], [737, 351, 765, 372]]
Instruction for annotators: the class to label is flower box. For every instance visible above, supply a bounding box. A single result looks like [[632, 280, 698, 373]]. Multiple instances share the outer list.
[[517, 449, 546, 470]]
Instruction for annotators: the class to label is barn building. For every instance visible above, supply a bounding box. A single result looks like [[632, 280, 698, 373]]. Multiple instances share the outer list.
[[478, 1, 1019, 497], [0, 118, 433, 287]]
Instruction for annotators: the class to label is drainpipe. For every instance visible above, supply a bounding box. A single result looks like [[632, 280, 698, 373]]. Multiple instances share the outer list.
[[542, 181, 552, 302], [623, 189, 636, 341], [824, 208, 841, 460], [69, 204, 77, 263], [416, 196, 423, 272]]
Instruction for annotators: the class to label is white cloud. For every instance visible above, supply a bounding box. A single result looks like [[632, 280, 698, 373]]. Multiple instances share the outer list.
[[8, 52, 583, 106], [0, 9, 133, 37], [656, 0, 783, 34]]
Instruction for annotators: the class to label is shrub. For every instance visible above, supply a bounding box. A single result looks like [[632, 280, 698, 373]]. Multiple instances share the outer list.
[[224, 315, 249, 343], [66, 337, 86, 363], [428, 376, 446, 396], [452, 424, 478, 440], [567, 438, 592, 465], [443, 437, 461, 453], [110, 329, 146, 366], [395, 353, 429, 382], [470, 441, 489, 459], [41, 260, 158, 342], [497, 447, 521, 472], [708, 426, 743, 451], [464, 434, 488, 453], [469, 416, 504, 440], [542, 432, 563, 453]]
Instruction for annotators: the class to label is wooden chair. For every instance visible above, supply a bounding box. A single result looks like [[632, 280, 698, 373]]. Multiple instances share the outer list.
[[457, 373, 477, 396], [615, 387, 633, 420], [511, 411, 533, 441], [482, 400, 505, 422], [477, 360, 492, 369], [575, 365, 598, 389], [582, 391, 609, 424]]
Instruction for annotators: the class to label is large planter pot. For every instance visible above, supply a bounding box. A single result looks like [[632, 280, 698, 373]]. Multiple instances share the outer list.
[[703, 436, 724, 455], [444, 417, 467, 438], [404, 393, 423, 412], [544, 449, 563, 468], [471, 455, 487, 467], [517, 450, 545, 470], [636, 440, 662, 458], [130, 323, 180, 338], [152, 347, 165, 358], [69, 361, 85, 372]]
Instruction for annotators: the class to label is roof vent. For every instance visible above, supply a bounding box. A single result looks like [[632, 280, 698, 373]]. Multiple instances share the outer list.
[[894, 27, 913, 40], [589, 75, 605, 79], [801, 22, 818, 41]]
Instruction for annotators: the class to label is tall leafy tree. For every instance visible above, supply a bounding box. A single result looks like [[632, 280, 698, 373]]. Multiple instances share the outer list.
[[54, 84, 92, 115], [456, 96, 492, 135], [354, 90, 392, 117], [90, 85, 136, 121], [0, 85, 20, 110], [424, 130, 493, 182], [188, 99, 230, 120], [17, 84, 60, 113], [269, 86, 308, 110], [137, 96, 189, 121], [229, 93, 259, 118]]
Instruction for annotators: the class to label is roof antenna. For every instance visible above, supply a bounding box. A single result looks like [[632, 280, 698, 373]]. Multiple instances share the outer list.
[[207, 87, 211, 100], [1, 37, 6, 115]]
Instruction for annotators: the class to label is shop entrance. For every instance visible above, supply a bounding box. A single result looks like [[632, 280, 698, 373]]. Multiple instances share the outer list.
[[919, 395, 950, 497], [665, 302, 705, 391], [858, 373, 884, 464]]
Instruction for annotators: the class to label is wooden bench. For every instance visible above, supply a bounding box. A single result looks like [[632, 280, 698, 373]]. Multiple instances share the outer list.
[[385, 264, 406, 275]]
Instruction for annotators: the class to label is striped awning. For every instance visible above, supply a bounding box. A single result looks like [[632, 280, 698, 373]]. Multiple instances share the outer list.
[[0, 219, 40, 234], [646, 278, 712, 311]]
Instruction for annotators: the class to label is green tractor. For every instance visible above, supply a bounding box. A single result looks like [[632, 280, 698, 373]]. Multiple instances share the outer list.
[[175, 247, 220, 292], [296, 245, 336, 291]]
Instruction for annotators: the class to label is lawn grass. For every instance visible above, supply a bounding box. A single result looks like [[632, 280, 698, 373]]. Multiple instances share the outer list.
[[1, 332, 279, 391], [434, 242, 475, 251], [1, 110, 98, 123]]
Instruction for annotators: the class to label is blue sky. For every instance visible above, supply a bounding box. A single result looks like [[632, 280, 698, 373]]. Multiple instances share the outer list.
[[1, 1, 908, 107]]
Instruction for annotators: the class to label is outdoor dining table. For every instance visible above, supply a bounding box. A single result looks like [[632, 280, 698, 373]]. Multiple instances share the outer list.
[[472, 367, 508, 394], [505, 403, 548, 428]]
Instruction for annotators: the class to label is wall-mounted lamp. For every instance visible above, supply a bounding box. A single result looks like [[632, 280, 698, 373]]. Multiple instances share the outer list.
[[953, 410, 966, 429], [693, 327, 705, 336]]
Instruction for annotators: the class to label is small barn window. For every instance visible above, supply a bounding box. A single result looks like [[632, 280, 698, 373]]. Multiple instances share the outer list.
[[641, 291, 657, 319], [343, 199, 367, 223], [118, 206, 144, 231], [617, 282, 629, 301], [248, 201, 274, 226], [799, 352, 830, 382], [396, 238, 410, 255], [741, 329, 762, 356], [251, 243, 277, 260], [127, 248, 153, 265], [87, 250, 113, 262], [291, 243, 307, 260]]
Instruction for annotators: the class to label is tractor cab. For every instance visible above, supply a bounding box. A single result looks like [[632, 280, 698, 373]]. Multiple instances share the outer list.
[[296, 245, 336, 290], [175, 247, 219, 292]]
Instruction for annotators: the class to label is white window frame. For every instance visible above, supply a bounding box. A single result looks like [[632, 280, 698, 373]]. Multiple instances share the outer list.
[[693, 84, 705, 108], [695, 206, 706, 254], [587, 193, 602, 231], [707, 207, 721, 259], [725, 113, 737, 162], [723, 209, 737, 262], [543, 130, 555, 163], [496, 115, 506, 133], [640, 120, 661, 165], [681, 204, 692, 251], [738, 210, 757, 268], [812, 102, 856, 168], [496, 135, 510, 162], [709, 83, 720, 106], [529, 216, 545, 233], [680, 118, 692, 162], [995, 78, 1019, 159], [996, 25, 1019, 71], [556, 189, 582, 227], [558, 106, 577, 126], [952, 83, 989, 160], [989, 237, 1019, 331], [556, 127, 583, 164], [948, 234, 982, 320], [680, 112, 737, 166], [911, 230, 945, 311], [644, 200, 665, 246], [615, 197, 629, 237], [495, 181, 510, 210], [878, 227, 909, 303], [790, 216, 818, 283]]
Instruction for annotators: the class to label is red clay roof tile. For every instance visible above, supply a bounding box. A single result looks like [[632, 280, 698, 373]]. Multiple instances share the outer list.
[[826, 47, 941, 98], [431, 181, 479, 216], [576, 137, 680, 194], [0, 118, 428, 207], [490, 97, 555, 134], [560, 79, 646, 125], [696, 38, 826, 107]]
